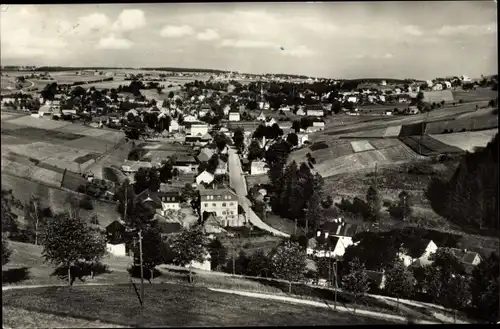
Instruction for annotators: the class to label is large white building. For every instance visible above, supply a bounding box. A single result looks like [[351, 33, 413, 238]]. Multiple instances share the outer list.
[[186, 122, 209, 136], [199, 188, 240, 227]]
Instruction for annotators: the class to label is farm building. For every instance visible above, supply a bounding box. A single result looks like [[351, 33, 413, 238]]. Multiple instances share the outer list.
[[186, 122, 209, 136], [228, 110, 240, 121], [422, 90, 454, 103], [306, 230, 355, 259], [173, 155, 198, 173], [250, 161, 269, 175], [398, 239, 438, 268], [196, 170, 215, 185]]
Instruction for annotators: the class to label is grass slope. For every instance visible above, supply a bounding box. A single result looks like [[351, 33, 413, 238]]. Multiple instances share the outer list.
[[2, 284, 392, 327]]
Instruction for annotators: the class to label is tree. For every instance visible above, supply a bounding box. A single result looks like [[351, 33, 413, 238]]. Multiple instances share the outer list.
[[384, 258, 415, 312], [470, 253, 499, 322], [82, 227, 107, 279], [291, 120, 301, 133], [304, 174, 325, 232], [133, 225, 163, 280], [443, 275, 471, 323], [1, 189, 20, 237], [247, 249, 272, 277], [365, 186, 382, 222], [159, 160, 173, 183], [286, 133, 299, 147], [79, 195, 94, 210], [168, 91, 174, 98], [208, 238, 227, 271], [423, 266, 445, 302], [42, 212, 106, 285], [389, 190, 413, 221], [170, 226, 209, 283], [321, 195, 334, 209], [341, 257, 370, 311], [416, 91, 424, 103], [247, 140, 264, 161], [134, 168, 151, 194], [2, 234, 12, 265], [232, 127, 245, 151], [148, 169, 161, 192], [270, 241, 307, 293]]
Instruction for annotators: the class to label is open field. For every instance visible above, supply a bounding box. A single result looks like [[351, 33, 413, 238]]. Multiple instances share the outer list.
[[350, 140, 375, 152], [399, 136, 467, 156], [288, 140, 354, 165], [314, 143, 422, 177], [430, 129, 498, 152], [2, 284, 393, 327], [383, 125, 402, 137], [452, 88, 498, 102], [77, 80, 127, 90], [1, 174, 119, 224], [424, 113, 498, 134], [358, 103, 409, 114]]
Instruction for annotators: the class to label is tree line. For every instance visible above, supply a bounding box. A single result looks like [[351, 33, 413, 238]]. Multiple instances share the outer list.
[[426, 133, 498, 232]]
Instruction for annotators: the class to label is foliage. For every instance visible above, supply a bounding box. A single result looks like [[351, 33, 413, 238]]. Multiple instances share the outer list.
[[321, 195, 334, 209], [2, 234, 12, 266], [247, 249, 272, 277], [343, 232, 400, 272], [232, 127, 245, 151], [1, 189, 21, 236], [426, 133, 498, 231], [388, 190, 413, 221], [247, 140, 265, 161], [365, 186, 382, 222], [304, 174, 325, 231], [341, 257, 370, 309], [42, 212, 106, 285], [170, 226, 209, 273], [470, 253, 499, 322], [79, 195, 94, 210], [270, 241, 307, 289], [384, 258, 415, 301], [207, 238, 227, 271], [443, 275, 471, 316], [133, 225, 164, 275]]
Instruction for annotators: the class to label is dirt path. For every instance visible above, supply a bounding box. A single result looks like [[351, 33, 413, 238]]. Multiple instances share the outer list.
[[208, 288, 438, 324]]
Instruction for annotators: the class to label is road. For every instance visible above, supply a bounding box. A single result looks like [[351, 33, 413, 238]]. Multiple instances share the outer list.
[[228, 148, 289, 238]]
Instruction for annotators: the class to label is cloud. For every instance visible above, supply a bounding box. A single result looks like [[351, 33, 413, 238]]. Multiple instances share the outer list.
[[220, 39, 275, 49], [97, 35, 134, 50], [402, 25, 424, 36], [58, 13, 111, 36], [1, 27, 67, 59], [197, 29, 220, 41], [354, 53, 394, 60], [300, 19, 337, 33], [280, 45, 315, 58], [112, 9, 146, 32], [436, 23, 497, 36], [160, 25, 194, 38]]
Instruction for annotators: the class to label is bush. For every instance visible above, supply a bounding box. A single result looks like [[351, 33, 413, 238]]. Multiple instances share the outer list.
[[79, 196, 94, 210], [458, 99, 464, 104]]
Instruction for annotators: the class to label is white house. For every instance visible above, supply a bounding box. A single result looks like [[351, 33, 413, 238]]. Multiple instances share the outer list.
[[265, 117, 277, 127], [228, 111, 240, 121], [199, 188, 239, 227], [196, 170, 215, 185], [312, 121, 325, 129], [169, 119, 180, 133], [223, 105, 231, 116], [432, 83, 443, 91], [297, 133, 309, 146], [306, 109, 325, 117], [444, 81, 452, 89], [296, 108, 306, 116], [215, 160, 228, 175], [156, 192, 182, 212], [187, 122, 209, 136], [256, 111, 266, 121], [250, 161, 269, 175], [184, 115, 197, 122], [189, 251, 212, 271], [106, 242, 127, 257], [347, 96, 358, 103], [385, 110, 393, 116], [281, 105, 291, 112], [306, 231, 354, 259], [398, 239, 438, 268], [461, 75, 472, 83]]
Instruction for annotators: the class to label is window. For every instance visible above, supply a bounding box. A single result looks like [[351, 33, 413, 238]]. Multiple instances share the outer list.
[[229, 202, 234, 206], [162, 197, 165, 202], [204, 203, 208, 207], [222, 211, 227, 215], [222, 203, 226, 207], [212, 203, 216, 207]]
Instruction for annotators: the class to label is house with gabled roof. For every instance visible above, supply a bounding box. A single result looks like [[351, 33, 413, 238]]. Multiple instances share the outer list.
[[256, 111, 266, 121], [449, 248, 483, 273], [265, 117, 277, 127], [398, 238, 438, 268], [228, 110, 240, 121], [306, 231, 354, 260], [199, 187, 240, 227], [196, 170, 215, 185], [198, 147, 215, 163]]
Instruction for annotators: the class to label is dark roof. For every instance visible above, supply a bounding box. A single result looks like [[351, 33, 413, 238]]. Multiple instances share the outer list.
[[401, 238, 432, 259], [366, 270, 385, 287], [463, 252, 481, 264], [185, 136, 202, 142], [308, 234, 339, 250], [321, 221, 361, 237]]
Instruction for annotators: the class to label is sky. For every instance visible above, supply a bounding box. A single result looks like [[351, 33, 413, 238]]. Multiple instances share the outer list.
[[0, 2, 497, 79]]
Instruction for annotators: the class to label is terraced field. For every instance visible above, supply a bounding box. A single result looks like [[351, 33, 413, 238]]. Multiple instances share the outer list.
[[424, 113, 498, 134], [350, 140, 375, 152], [287, 139, 354, 165], [430, 129, 498, 152], [453, 89, 498, 102], [399, 136, 466, 156], [314, 143, 421, 177]]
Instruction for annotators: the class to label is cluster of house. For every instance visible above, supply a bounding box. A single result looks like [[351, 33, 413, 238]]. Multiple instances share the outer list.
[[307, 218, 483, 288]]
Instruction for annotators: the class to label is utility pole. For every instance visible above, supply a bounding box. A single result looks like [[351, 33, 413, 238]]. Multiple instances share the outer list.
[[138, 229, 144, 308], [32, 195, 39, 246], [403, 196, 407, 222], [294, 219, 297, 235], [334, 259, 338, 310], [232, 246, 236, 275], [374, 163, 378, 190]]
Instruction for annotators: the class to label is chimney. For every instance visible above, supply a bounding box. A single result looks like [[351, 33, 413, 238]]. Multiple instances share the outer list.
[[325, 232, 329, 239], [316, 231, 321, 237]]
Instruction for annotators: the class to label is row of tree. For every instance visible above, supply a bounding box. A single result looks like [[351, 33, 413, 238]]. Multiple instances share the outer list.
[[426, 133, 498, 232]]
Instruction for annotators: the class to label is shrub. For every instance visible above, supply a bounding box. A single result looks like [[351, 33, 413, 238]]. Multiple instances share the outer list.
[[79, 196, 94, 210]]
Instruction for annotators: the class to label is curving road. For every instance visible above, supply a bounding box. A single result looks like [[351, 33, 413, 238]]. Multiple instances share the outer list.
[[228, 148, 289, 238]]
